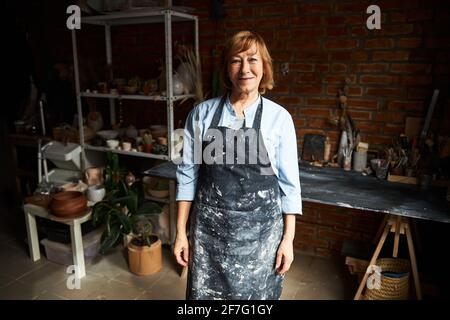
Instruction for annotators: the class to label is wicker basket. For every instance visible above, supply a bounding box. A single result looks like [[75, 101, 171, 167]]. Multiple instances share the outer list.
[[365, 258, 410, 300]]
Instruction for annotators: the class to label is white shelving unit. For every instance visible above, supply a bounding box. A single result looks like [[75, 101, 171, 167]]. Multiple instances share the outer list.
[[71, 8, 199, 168]]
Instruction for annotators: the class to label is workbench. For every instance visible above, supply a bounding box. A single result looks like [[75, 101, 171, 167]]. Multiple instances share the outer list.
[[143, 161, 450, 296]]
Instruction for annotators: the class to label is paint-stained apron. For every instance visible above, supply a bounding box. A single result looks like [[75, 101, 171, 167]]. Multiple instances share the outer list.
[[187, 96, 284, 300]]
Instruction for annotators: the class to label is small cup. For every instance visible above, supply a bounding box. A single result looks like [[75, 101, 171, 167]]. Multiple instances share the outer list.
[[87, 185, 106, 203], [122, 141, 132, 151]]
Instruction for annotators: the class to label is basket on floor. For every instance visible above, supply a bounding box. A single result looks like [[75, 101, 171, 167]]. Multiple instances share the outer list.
[[365, 258, 410, 300]]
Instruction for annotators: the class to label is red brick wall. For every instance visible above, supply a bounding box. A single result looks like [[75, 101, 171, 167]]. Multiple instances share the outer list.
[[21, 0, 450, 257]]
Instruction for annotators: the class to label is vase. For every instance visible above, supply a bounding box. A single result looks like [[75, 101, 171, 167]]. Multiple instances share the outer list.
[[172, 74, 185, 95], [87, 111, 103, 132]]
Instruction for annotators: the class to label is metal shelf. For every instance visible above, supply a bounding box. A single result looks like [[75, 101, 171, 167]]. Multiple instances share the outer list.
[[82, 8, 197, 26], [72, 7, 198, 167], [84, 144, 169, 160], [80, 92, 195, 101]]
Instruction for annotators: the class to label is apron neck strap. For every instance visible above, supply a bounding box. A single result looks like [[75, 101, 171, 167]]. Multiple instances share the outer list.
[[210, 95, 264, 130]]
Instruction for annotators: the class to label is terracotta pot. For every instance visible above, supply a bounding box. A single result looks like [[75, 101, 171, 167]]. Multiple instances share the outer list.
[[128, 237, 162, 276], [50, 191, 87, 218], [143, 144, 153, 154]]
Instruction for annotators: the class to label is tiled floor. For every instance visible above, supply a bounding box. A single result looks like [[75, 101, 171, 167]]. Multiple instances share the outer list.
[[0, 205, 356, 300]]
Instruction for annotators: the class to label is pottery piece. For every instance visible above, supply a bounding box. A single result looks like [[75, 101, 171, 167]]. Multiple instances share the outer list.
[[87, 111, 104, 132], [87, 185, 106, 203], [85, 167, 104, 186], [50, 191, 87, 218], [97, 130, 118, 140], [126, 125, 138, 139], [106, 139, 119, 149], [172, 74, 185, 95]]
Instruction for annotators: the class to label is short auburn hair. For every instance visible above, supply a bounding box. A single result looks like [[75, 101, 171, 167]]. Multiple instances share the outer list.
[[220, 30, 274, 95]]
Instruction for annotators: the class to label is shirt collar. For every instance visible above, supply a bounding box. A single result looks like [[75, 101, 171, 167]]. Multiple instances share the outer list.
[[225, 94, 261, 127]]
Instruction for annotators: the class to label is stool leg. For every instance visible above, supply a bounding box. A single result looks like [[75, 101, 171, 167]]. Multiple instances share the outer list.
[[70, 221, 86, 279], [24, 210, 40, 261], [354, 221, 391, 300], [405, 223, 422, 300]]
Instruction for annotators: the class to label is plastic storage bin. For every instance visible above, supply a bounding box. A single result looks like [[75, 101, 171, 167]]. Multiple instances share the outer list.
[[40, 227, 102, 265]]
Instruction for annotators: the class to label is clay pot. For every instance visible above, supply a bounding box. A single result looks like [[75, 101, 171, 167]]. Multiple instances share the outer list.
[[50, 191, 87, 218], [143, 144, 153, 153], [128, 236, 162, 276]]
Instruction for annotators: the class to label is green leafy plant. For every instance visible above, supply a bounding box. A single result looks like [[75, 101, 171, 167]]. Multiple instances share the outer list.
[[92, 179, 162, 254]]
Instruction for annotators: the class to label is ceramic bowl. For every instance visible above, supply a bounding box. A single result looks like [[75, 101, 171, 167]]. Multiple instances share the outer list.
[[97, 130, 118, 140], [87, 185, 106, 203], [106, 139, 119, 149], [50, 191, 87, 218], [123, 85, 138, 94]]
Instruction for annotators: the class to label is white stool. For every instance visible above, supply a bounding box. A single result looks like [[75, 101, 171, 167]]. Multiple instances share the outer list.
[[24, 203, 92, 279]]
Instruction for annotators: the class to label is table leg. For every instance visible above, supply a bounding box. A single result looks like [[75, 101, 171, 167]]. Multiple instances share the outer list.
[[70, 221, 86, 279], [24, 210, 40, 261], [405, 223, 422, 300], [354, 221, 391, 300], [393, 215, 402, 257], [372, 213, 388, 244]]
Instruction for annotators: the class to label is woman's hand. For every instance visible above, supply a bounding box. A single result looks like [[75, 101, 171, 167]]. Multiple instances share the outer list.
[[173, 233, 189, 267], [275, 237, 294, 275]]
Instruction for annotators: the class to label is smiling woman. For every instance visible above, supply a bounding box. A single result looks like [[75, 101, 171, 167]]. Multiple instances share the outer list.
[[174, 30, 303, 300], [221, 31, 274, 97]]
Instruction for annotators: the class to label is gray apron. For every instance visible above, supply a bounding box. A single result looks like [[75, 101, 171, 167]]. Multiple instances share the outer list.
[[187, 96, 284, 300]]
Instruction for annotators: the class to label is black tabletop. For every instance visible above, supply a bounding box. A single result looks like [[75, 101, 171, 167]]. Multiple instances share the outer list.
[[143, 161, 450, 223]]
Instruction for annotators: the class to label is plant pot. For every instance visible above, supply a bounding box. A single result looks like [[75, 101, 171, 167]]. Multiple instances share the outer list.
[[127, 237, 162, 276]]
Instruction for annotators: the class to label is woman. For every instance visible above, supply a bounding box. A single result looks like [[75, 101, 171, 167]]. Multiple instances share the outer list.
[[174, 30, 302, 300]]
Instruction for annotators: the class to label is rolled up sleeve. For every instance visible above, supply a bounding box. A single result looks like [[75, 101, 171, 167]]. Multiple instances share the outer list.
[[277, 113, 302, 215], [176, 109, 200, 201]]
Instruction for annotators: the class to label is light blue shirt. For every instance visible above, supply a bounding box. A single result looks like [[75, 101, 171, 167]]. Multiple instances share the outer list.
[[176, 95, 302, 215]]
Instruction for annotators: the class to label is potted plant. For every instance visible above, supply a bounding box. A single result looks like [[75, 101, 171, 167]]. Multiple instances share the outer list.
[[92, 179, 163, 275]]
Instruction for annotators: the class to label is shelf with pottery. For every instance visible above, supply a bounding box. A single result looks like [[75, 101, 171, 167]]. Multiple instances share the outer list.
[[72, 8, 199, 165], [80, 91, 196, 102]]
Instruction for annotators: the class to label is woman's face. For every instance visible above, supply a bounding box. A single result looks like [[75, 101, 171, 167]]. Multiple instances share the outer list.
[[227, 44, 263, 96]]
